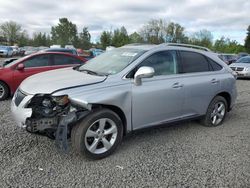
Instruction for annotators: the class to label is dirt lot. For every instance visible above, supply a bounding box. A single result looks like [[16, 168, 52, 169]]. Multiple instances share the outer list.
[[0, 57, 249, 187]]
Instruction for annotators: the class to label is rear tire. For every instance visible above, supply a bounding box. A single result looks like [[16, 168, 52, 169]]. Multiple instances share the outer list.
[[71, 108, 123, 159], [0, 81, 9, 101], [200, 96, 228, 127]]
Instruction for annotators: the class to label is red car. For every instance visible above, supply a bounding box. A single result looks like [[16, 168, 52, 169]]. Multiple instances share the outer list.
[[0, 52, 87, 100]]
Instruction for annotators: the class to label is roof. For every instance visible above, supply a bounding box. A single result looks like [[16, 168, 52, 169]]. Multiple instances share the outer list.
[[121, 44, 157, 50], [44, 48, 76, 51], [121, 43, 212, 53]]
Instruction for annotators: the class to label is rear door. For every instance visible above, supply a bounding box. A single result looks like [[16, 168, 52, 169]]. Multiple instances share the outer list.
[[131, 50, 185, 130], [13, 54, 53, 89], [178, 51, 223, 117]]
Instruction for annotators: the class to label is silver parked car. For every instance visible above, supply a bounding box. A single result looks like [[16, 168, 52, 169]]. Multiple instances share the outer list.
[[229, 56, 250, 78], [11, 43, 237, 159], [0, 46, 13, 57]]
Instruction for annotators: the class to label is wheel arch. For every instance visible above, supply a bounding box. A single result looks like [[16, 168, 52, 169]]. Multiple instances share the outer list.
[[216, 91, 231, 111], [0, 80, 11, 96], [92, 104, 127, 136]]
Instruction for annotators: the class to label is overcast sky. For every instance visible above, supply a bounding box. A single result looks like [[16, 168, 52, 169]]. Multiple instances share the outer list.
[[0, 0, 249, 44]]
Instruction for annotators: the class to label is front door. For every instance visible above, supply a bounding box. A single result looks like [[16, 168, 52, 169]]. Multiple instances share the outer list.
[[132, 50, 184, 130], [13, 54, 52, 90]]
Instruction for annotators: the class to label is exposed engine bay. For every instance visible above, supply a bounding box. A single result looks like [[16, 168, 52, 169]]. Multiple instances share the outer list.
[[25, 94, 89, 151]]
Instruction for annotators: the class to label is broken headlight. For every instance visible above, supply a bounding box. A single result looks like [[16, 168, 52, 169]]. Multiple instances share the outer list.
[[51, 95, 69, 106], [27, 94, 70, 117]]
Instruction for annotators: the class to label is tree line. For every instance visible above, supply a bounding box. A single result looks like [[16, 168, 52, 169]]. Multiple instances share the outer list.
[[0, 18, 249, 53]]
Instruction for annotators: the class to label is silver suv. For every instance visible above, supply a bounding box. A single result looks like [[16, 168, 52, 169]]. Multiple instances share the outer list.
[[11, 43, 237, 159]]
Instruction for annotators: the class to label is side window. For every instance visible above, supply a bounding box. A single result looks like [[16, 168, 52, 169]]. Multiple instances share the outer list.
[[53, 55, 82, 65], [207, 58, 223, 71], [138, 51, 178, 76], [180, 51, 210, 73], [24, 55, 49, 68]]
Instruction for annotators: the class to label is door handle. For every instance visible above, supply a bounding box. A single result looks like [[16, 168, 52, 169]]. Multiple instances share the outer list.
[[211, 78, 219, 84], [172, 82, 184, 88]]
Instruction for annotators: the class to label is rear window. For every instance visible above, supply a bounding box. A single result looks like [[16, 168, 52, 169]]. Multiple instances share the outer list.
[[180, 51, 210, 73]]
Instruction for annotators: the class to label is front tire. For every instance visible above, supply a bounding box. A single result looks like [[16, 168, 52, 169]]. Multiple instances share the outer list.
[[71, 108, 123, 159], [200, 96, 228, 127], [0, 81, 9, 101]]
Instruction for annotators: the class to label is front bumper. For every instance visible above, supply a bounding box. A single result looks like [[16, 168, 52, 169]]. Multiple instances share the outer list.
[[11, 94, 33, 128], [0, 51, 7, 56], [234, 70, 250, 78]]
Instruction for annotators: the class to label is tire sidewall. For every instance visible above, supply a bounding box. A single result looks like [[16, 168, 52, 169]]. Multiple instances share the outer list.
[[0, 82, 9, 101], [73, 109, 123, 159], [204, 96, 228, 127]]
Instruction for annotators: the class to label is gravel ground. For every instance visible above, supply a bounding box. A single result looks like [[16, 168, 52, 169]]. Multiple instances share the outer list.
[[0, 58, 250, 187]]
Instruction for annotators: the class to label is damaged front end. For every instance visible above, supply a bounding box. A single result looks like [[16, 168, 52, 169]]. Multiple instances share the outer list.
[[25, 94, 89, 151]]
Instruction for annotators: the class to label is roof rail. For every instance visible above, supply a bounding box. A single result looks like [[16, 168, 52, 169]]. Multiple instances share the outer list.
[[124, 43, 151, 46], [160, 43, 211, 52]]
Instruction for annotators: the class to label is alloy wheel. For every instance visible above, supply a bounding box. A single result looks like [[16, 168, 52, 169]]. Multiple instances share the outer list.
[[85, 118, 118, 154], [210, 101, 226, 125], [0, 85, 5, 99]]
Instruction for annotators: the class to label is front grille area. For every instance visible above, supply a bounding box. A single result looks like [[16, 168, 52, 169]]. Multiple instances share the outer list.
[[14, 89, 27, 106], [230, 67, 244, 71]]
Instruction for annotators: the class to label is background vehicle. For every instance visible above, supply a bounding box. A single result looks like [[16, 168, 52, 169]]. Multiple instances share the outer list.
[[11, 46, 20, 56], [90, 48, 104, 56], [237, 52, 249, 59], [24, 47, 39, 56], [77, 49, 95, 60], [218, 53, 237, 65], [229, 56, 250, 78], [0, 52, 87, 100], [65, 45, 75, 49], [11, 43, 237, 159], [50, 45, 61, 48], [43, 48, 78, 56], [0, 46, 13, 57]]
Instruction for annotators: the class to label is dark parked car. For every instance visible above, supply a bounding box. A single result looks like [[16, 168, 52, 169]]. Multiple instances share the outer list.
[[218, 54, 237, 65], [0, 46, 13, 57], [0, 52, 87, 100]]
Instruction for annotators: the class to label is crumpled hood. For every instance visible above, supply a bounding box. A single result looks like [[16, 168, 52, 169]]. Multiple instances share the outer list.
[[230, 63, 250, 68], [20, 67, 107, 95]]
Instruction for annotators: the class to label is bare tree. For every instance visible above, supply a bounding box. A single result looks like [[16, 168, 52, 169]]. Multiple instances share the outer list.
[[0, 21, 22, 45], [139, 19, 187, 44]]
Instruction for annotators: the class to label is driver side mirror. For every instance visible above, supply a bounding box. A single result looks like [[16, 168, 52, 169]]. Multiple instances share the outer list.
[[134, 66, 154, 86], [16, 63, 25, 70]]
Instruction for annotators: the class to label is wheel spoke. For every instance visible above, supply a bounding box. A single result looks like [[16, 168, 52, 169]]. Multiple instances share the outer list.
[[0, 86, 4, 97], [86, 129, 98, 138], [101, 137, 112, 150], [212, 116, 217, 124], [89, 139, 99, 152], [218, 104, 224, 112], [104, 125, 117, 135], [98, 119, 106, 131]]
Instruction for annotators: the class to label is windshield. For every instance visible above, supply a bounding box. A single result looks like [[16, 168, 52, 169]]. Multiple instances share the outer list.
[[78, 48, 146, 75], [236, 56, 250, 64]]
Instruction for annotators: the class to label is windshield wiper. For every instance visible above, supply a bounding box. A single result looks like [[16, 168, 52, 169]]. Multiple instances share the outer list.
[[78, 68, 108, 76]]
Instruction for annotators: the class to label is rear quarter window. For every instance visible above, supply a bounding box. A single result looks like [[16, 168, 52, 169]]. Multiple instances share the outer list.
[[207, 58, 223, 71], [179, 51, 210, 73], [179, 51, 222, 73]]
